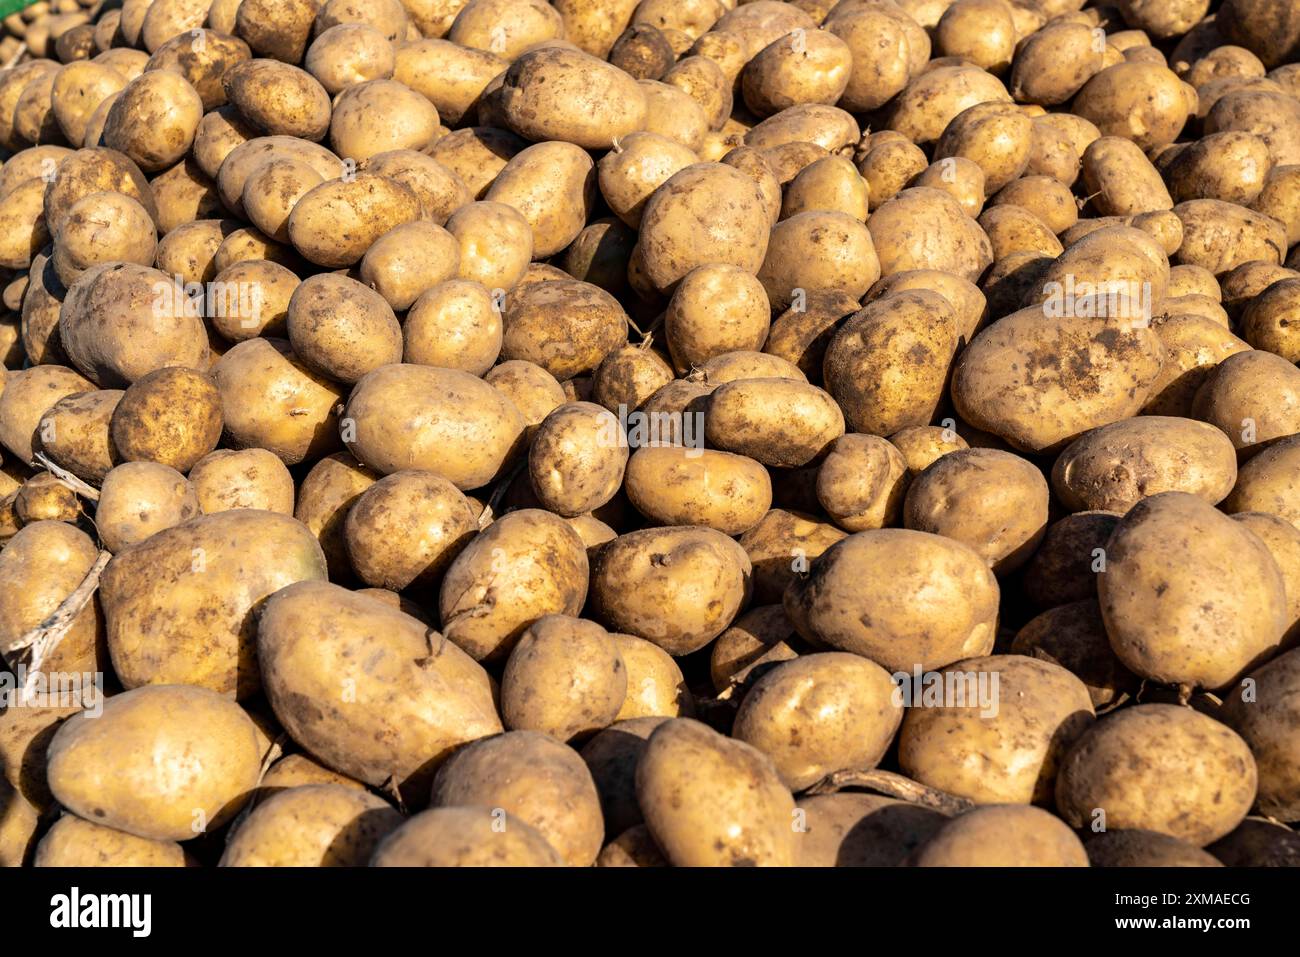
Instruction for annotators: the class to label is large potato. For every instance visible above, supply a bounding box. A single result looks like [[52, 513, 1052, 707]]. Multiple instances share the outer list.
[[497, 46, 646, 149], [287, 174, 422, 267]]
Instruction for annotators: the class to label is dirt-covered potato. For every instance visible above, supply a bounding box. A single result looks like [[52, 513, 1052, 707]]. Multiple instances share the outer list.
[[1057, 704, 1257, 846], [46, 685, 263, 842], [500, 278, 627, 380], [495, 46, 645, 149], [589, 525, 751, 656], [738, 511, 847, 607], [430, 729, 603, 867], [785, 529, 999, 673], [526, 402, 627, 517], [914, 805, 1089, 867], [190, 448, 295, 515], [107, 366, 221, 472], [220, 784, 403, 867], [329, 79, 439, 162], [485, 140, 596, 259], [1224, 434, 1300, 529], [102, 70, 202, 172], [1073, 62, 1190, 151], [403, 280, 500, 375], [663, 263, 769, 372], [705, 379, 843, 469], [1085, 829, 1224, 867], [815, 433, 909, 533], [35, 389, 121, 484], [259, 582, 500, 802], [371, 806, 562, 867], [358, 221, 459, 313], [758, 210, 879, 311], [1012, 600, 1138, 710], [637, 718, 795, 866], [95, 461, 200, 553], [287, 173, 422, 268], [1192, 350, 1300, 459], [34, 815, 191, 868], [306, 25, 396, 97], [624, 446, 771, 536], [867, 188, 993, 282], [284, 274, 403, 385]]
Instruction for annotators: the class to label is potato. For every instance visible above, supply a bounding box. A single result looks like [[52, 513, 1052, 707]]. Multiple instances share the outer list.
[[35, 389, 121, 484], [438, 508, 588, 662], [360, 150, 470, 226], [1253, 165, 1300, 246], [1012, 598, 1139, 709], [354, 221, 457, 312], [1099, 491, 1287, 689], [105, 366, 220, 473], [825, 5, 915, 113], [589, 525, 750, 655], [342, 469, 475, 591], [287, 173, 422, 268], [0, 365, 95, 464], [500, 278, 627, 380], [1073, 62, 1189, 150], [95, 462, 200, 553], [12, 70, 62, 146], [101, 71, 202, 173], [1142, 315, 1249, 416], [625, 446, 771, 536], [1208, 817, 1300, 865], [661, 264, 767, 373], [238, 157, 323, 243], [150, 158, 222, 233], [430, 126, 527, 200], [1192, 350, 1300, 459], [637, 718, 795, 866], [737, 511, 847, 608], [886, 64, 1012, 146], [1010, 22, 1107, 105], [526, 402, 628, 517], [481, 140, 597, 259], [579, 715, 666, 837], [1020, 511, 1120, 609], [1231, 512, 1300, 646], [1240, 277, 1300, 363], [823, 290, 961, 437], [934, 102, 1032, 194], [372, 806, 562, 866], [740, 29, 851, 118], [1167, 131, 1272, 206], [342, 363, 524, 488], [282, 274, 402, 386], [213, 135, 339, 217], [794, 792, 948, 867], [306, 25, 396, 96], [50, 60, 127, 147], [757, 210, 879, 311], [446, 201, 533, 291], [35, 815, 191, 867], [0, 61, 59, 151], [0, 520, 105, 676], [856, 139, 927, 208], [483, 360, 564, 435], [662, 55, 730, 130], [13, 472, 79, 525], [46, 684, 262, 841], [143, 28, 250, 112], [761, 290, 857, 382], [1086, 829, 1225, 867], [978, 204, 1062, 261], [1057, 704, 1256, 845], [705, 379, 844, 470], [781, 155, 869, 222], [591, 343, 672, 413], [1224, 434, 1300, 529], [813, 434, 907, 533], [1051, 416, 1237, 513], [888, 425, 969, 476], [914, 805, 1089, 866], [402, 280, 500, 375], [190, 448, 295, 515], [447, 0, 565, 59], [152, 219, 227, 286], [1080, 137, 1172, 218], [0, 780, 39, 866], [608, 633, 690, 720], [289, 451, 376, 578], [329, 79, 439, 163], [0, 177, 52, 272], [1174, 198, 1286, 275], [785, 529, 999, 673], [220, 784, 402, 867], [259, 581, 500, 802], [221, 59, 331, 141], [393, 39, 502, 126], [206, 259, 300, 342], [867, 188, 993, 282]]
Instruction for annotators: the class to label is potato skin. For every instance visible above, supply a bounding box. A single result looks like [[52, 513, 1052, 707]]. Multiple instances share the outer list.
[[342, 363, 525, 490], [288, 174, 422, 268], [528, 402, 628, 517], [485, 140, 596, 259], [46, 685, 263, 842], [914, 805, 1089, 867], [430, 730, 604, 867], [259, 582, 501, 803], [785, 529, 999, 674], [1057, 704, 1257, 846], [590, 525, 752, 656], [372, 806, 563, 866], [734, 652, 903, 791], [37, 389, 122, 484], [636, 718, 796, 866], [624, 446, 772, 536], [222, 59, 331, 142], [35, 816, 191, 868], [220, 784, 403, 867], [501, 279, 628, 381], [110, 367, 222, 472], [497, 47, 646, 149], [1219, 648, 1300, 821]]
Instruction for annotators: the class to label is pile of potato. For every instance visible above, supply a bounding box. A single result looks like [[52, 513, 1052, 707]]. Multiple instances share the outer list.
[[1, 0, 1299, 869]]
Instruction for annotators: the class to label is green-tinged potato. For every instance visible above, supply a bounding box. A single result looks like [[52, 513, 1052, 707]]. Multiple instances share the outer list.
[[886, 65, 1012, 146], [1224, 434, 1300, 529], [372, 806, 563, 866], [637, 718, 795, 866], [361, 221, 459, 313], [624, 446, 771, 536], [1021, 512, 1120, 609], [914, 805, 1089, 866], [213, 338, 343, 465], [1219, 648, 1300, 821], [190, 448, 295, 515], [795, 793, 948, 867], [101, 509, 326, 697], [329, 79, 439, 163], [109, 367, 221, 472], [343, 469, 476, 591], [706, 379, 843, 469], [36, 389, 122, 484], [500, 278, 627, 380], [900, 654, 1094, 805], [867, 188, 993, 282], [293, 451, 377, 577], [342, 363, 525, 488], [473, 140, 595, 259], [1174, 198, 1286, 274], [220, 784, 402, 867], [1051, 416, 1237, 513], [1012, 600, 1138, 710], [816, 433, 908, 532], [46, 685, 263, 841], [1086, 829, 1224, 867], [287, 174, 422, 268], [903, 448, 1049, 574], [285, 274, 402, 385], [1057, 704, 1257, 845], [259, 581, 501, 801], [430, 730, 603, 867], [403, 280, 500, 375], [0, 520, 105, 675], [952, 305, 1165, 454], [739, 511, 847, 606], [438, 509, 589, 662], [823, 290, 961, 436], [501, 614, 626, 741], [589, 525, 750, 655], [95, 461, 200, 553], [103, 71, 202, 172], [1073, 63, 1189, 150], [306, 25, 396, 97], [0, 366, 95, 464], [59, 263, 209, 388], [222, 59, 330, 140], [784, 529, 1000, 673], [35, 815, 191, 867], [734, 652, 902, 791], [611, 633, 692, 720], [528, 402, 627, 517], [1099, 492, 1287, 689], [757, 210, 879, 311], [1192, 350, 1300, 459], [446, 201, 533, 291]]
